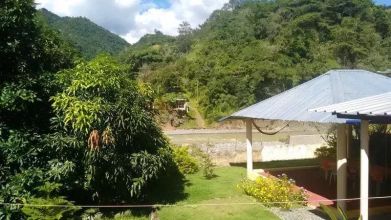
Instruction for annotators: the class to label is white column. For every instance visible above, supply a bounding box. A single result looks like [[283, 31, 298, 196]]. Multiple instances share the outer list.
[[360, 120, 369, 220], [246, 119, 253, 177], [337, 124, 347, 211]]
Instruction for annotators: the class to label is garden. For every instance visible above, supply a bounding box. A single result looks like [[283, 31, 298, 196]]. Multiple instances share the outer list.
[[3, 1, 365, 219]]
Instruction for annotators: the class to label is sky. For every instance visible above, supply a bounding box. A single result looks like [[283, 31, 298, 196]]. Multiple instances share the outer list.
[[35, 0, 228, 44], [35, 0, 391, 44]]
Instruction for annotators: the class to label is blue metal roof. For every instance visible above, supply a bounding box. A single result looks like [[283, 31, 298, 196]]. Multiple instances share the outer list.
[[225, 69, 391, 123]]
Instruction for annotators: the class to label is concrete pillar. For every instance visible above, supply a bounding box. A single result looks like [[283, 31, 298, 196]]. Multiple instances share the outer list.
[[337, 124, 347, 211], [246, 119, 253, 177], [360, 120, 369, 220]]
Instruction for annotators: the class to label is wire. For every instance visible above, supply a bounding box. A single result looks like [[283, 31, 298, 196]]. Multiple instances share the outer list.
[[252, 121, 289, 135], [2, 195, 391, 208]]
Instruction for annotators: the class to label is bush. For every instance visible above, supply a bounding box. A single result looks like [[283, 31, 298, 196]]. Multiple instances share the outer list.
[[172, 146, 199, 174], [191, 146, 215, 179], [315, 128, 337, 159], [314, 145, 336, 159], [238, 174, 307, 209], [21, 182, 80, 219]]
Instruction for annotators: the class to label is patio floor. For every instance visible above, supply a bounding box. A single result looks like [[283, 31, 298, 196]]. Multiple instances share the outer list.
[[262, 167, 391, 219]]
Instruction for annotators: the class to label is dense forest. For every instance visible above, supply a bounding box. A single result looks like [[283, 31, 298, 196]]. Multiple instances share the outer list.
[[120, 0, 391, 124], [39, 8, 129, 59]]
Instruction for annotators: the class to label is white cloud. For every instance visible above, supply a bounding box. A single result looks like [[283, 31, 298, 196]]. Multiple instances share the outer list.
[[114, 0, 139, 7], [36, 0, 85, 16], [35, 0, 229, 44]]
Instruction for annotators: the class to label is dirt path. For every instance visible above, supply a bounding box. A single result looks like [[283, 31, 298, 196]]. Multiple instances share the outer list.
[[192, 105, 206, 128]]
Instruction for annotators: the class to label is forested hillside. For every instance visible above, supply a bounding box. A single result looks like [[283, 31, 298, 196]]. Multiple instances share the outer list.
[[39, 8, 129, 59], [120, 0, 391, 124]]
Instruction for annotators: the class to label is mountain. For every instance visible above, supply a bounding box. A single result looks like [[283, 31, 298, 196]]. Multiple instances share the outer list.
[[119, 30, 177, 74], [121, 0, 391, 124], [38, 8, 129, 59]]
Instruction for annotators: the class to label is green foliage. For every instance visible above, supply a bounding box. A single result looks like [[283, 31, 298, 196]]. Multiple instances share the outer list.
[[191, 147, 216, 179], [0, 1, 178, 218], [0, 0, 75, 82], [21, 182, 80, 220], [314, 145, 336, 160], [171, 145, 215, 178], [38, 8, 129, 60], [121, 0, 391, 124], [238, 174, 307, 209], [52, 55, 170, 202], [119, 31, 178, 75], [172, 146, 199, 174], [0, 0, 76, 132], [315, 128, 337, 159], [320, 204, 360, 220]]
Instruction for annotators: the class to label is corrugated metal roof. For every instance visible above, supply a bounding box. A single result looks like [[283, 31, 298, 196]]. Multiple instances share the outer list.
[[225, 69, 391, 123], [310, 92, 391, 116]]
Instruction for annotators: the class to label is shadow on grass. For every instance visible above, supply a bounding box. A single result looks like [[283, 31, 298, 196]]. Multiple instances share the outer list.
[[204, 174, 219, 180], [97, 165, 189, 219], [144, 166, 189, 205]]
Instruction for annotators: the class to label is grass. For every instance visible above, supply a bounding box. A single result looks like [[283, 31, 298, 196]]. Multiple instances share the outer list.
[[113, 167, 279, 220], [158, 197, 277, 220], [157, 166, 279, 220]]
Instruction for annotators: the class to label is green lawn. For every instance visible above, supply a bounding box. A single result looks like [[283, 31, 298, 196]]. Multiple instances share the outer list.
[[106, 160, 319, 219], [105, 167, 279, 220], [157, 167, 278, 220]]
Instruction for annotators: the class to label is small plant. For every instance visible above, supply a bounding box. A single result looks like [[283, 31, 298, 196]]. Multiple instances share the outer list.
[[21, 182, 80, 219], [191, 145, 216, 179], [320, 204, 362, 220], [238, 174, 307, 209], [172, 146, 199, 174], [81, 208, 102, 220], [314, 145, 336, 159], [315, 128, 337, 160]]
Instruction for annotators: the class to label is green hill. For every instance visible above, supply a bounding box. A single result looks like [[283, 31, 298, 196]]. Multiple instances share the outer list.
[[39, 8, 129, 59], [120, 0, 391, 124], [119, 30, 177, 73]]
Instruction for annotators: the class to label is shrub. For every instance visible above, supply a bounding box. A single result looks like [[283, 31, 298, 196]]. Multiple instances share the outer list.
[[238, 174, 307, 209], [191, 146, 215, 179], [21, 182, 80, 219], [172, 146, 199, 174], [315, 128, 337, 159], [320, 204, 349, 220], [314, 145, 336, 159]]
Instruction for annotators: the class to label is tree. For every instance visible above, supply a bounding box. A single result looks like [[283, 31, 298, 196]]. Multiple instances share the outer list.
[[52, 55, 171, 202], [177, 21, 193, 53], [0, 0, 76, 132]]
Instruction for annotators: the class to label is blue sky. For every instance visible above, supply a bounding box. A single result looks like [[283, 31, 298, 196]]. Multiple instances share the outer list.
[[150, 0, 170, 9], [375, 0, 391, 5]]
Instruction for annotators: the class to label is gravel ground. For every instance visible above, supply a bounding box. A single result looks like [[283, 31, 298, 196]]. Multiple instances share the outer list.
[[270, 207, 327, 220]]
